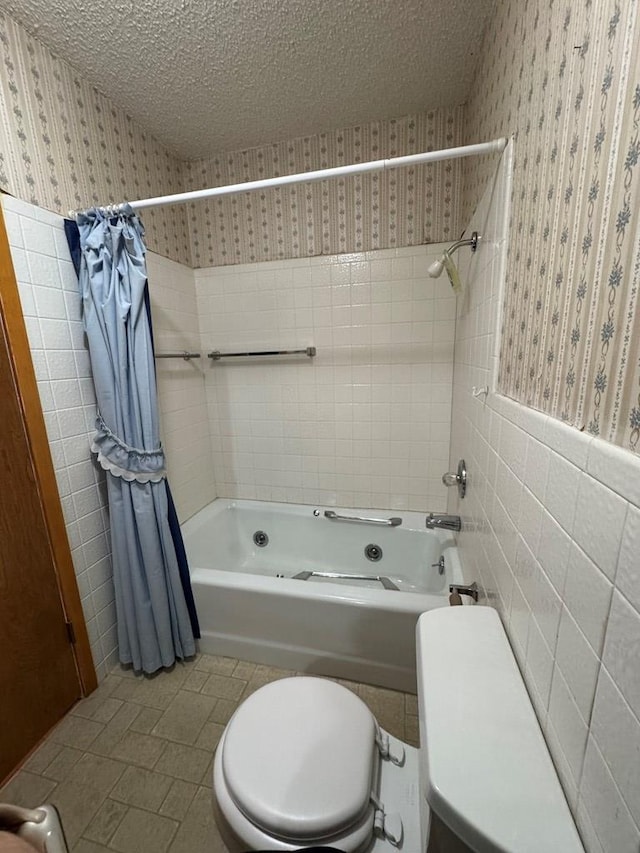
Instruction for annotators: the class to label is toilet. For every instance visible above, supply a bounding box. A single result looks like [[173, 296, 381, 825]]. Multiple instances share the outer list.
[[213, 607, 585, 852]]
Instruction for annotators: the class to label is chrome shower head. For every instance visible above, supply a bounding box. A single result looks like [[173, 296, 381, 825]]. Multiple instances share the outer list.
[[427, 231, 479, 286], [428, 257, 445, 278]]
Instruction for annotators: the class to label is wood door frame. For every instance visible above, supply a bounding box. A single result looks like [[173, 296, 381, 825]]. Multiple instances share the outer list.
[[0, 204, 97, 696]]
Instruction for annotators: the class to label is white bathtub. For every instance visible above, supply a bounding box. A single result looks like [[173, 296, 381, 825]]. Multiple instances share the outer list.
[[182, 499, 463, 692]]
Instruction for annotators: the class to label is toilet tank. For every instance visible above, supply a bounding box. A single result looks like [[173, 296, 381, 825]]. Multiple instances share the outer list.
[[416, 607, 584, 853]]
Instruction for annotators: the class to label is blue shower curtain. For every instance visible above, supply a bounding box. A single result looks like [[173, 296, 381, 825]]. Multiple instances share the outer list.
[[65, 207, 198, 674]]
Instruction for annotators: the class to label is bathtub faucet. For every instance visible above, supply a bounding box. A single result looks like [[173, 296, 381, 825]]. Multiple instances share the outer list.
[[425, 513, 462, 532]]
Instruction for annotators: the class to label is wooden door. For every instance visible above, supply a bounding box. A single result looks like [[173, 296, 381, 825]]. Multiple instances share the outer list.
[[0, 203, 95, 782]]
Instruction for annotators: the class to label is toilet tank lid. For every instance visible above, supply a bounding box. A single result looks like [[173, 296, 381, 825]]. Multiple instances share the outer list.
[[417, 607, 584, 853]]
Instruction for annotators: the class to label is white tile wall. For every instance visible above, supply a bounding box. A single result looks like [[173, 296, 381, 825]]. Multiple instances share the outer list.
[[195, 245, 456, 511], [146, 252, 216, 522], [449, 150, 640, 851], [2, 194, 116, 681]]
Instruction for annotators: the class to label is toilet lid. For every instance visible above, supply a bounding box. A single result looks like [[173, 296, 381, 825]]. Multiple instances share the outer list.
[[221, 677, 378, 842]]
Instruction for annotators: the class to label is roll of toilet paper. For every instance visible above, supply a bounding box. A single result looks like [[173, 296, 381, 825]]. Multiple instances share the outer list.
[[449, 591, 476, 606]]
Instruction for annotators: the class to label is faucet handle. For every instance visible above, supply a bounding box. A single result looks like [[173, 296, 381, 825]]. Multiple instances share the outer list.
[[441, 458, 467, 498]]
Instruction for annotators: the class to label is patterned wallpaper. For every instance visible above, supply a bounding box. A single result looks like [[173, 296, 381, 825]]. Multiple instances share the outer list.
[[464, 0, 640, 454], [0, 9, 465, 273], [184, 110, 465, 267], [0, 11, 192, 266]]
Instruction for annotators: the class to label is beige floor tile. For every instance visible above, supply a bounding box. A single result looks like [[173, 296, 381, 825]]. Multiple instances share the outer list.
[[83, 798, 128, 844], [239, 665, 295, 699], [159, 779, 198, 821], [405, 714, 420, 747], [200, 674, 246, 701], [182, 669, 209, 692], [87, 703, 144, 757], [110, 765, 173, 811], [111, 665, 141, 680], [168, 785, 228, 853], [207, 699, 237, 726], [359, 684, 406, 740], [238, 679, 266, 699], [109, 806, 178, 853], [128, 707, 163, 735], [41, 746, 84, 781], [4, 651, 420, 853], [49, 780, 107, 845], [22, 740, 63, 775], [404, 693, 419, 716], [111, 678, 176, 711], [193, 721, 224, 753], [254, 664, 295, 679], [65, 753, 127, 794], [151, 692, 217, 745], [231, 661, 256, 681], [194, 655, 237, 676], [154, 742, 212, 784], [184, 787, 213, 825], [73, 839, 113, 853], [50, 715, 104, 750], [0, 770, 57, 807], [200, 756, 214, 788], [109, 730, 167, 769], [337, 678, 363, 695], [168, 814, 229, 853], [71, 695, 124, 724]]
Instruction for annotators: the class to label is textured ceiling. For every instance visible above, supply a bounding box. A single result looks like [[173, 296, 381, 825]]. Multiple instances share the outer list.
[[1, 0, 494, 160]]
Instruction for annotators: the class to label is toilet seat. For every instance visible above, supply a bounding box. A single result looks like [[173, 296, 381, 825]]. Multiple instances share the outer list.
[[214, 677, 381, 851]]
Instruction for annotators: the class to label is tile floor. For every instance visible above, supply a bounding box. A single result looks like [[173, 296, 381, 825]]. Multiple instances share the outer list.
[[0, 654, 419, 853]]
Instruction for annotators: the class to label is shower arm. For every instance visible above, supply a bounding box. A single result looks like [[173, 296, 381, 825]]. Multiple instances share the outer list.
[[446, 232, 478, 256]]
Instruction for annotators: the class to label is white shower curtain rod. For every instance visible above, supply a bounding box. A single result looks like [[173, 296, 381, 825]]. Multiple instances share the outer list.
[[79, 137, 507, 215]]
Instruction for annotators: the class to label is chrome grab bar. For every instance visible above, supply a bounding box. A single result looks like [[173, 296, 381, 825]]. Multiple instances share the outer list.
[[155, 351, 200, 360], [324, 510, 402, 527], [292, 570, 399, 591], [208, 346, 316, 360]]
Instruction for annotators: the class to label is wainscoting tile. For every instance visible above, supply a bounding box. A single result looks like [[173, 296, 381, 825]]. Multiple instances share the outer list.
[[616, 505, 640, 614], [578, 738, 640, 853], [544, 452, 581, 534], [586, 437, 640, 509], [572, 474, 628, 581], [554, 608, 600, 723], [602, 592, 640, 721], [547, 668, 588, 785], [590, 668, 640, 828], [563, 544, 613, 655], [536, 510, 573, 595]]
